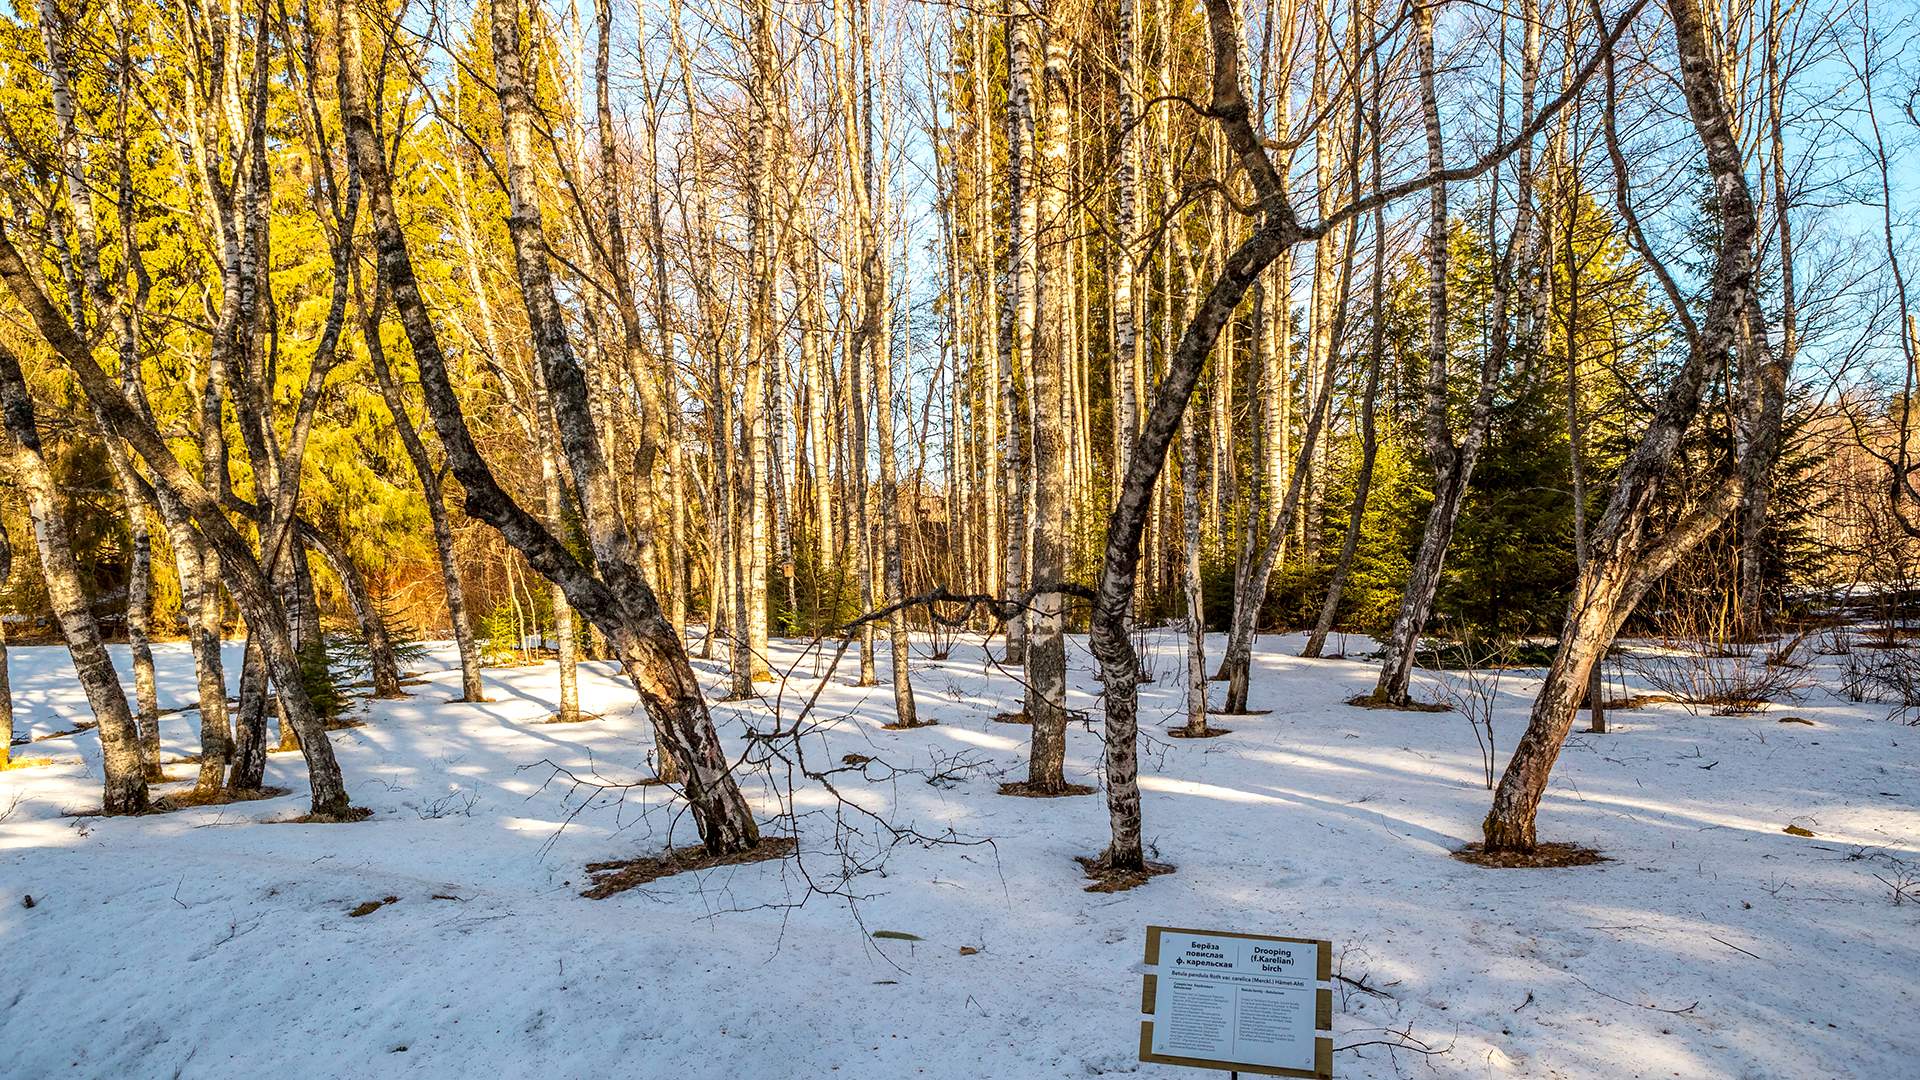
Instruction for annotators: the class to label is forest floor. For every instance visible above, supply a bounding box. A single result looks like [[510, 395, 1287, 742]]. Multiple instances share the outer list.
[[1, 629, 1915, 1079]]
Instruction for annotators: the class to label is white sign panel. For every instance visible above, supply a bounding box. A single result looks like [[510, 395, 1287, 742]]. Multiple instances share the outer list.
[[1139, 926, 1332, 1078]]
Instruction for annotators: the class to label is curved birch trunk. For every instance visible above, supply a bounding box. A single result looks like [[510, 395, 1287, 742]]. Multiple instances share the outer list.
[[1483, 0, 1772, 852], [1, 344, 148, 813], [334, 0, 757, 852]]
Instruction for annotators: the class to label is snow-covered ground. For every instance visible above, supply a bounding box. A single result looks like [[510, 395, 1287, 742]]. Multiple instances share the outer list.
[[1, 631, 1914, 1079]]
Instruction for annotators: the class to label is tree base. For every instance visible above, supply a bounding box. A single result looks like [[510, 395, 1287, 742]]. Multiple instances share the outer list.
[[997, 780, 1096, 798], [881, 719, 939, 731], [989, 711, 1030, 725], [541, 712, 604, 725], [581, 836, 796, 898], [1208, 707, 1271, 717], [1167, 725, 1232, 739], [1345, 692, 1450, 712], [1453, 841, 1606, 868], [1074, 853, 1175, 893], [273, 805, 373, 824]]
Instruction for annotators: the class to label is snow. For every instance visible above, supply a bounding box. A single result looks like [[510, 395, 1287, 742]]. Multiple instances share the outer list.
[[1, 630, 1915, 1079]]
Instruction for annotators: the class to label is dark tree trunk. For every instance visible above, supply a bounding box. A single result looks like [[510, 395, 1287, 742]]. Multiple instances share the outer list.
[[1303, 214, 1386, 659], [230, 639, 273, 789], [300, 521, 403, 698], [361, 291, 485, 702]]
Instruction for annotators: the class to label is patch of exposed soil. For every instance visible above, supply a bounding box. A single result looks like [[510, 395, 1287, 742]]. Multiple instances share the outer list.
[[581, 836, 797, 898], [1074, 855, 1175, 893], [1453, 842, 1608, 868], [997, 781, 1096, 798], [1346, 693, 1450, 713]]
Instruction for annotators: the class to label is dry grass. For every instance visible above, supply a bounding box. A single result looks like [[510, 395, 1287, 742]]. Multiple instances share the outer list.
[[348, 896, 400, 917], [1603, 693, 1677, 710], [1166, 725, 1232, 739], [1, 756, 58, 771], [581, 836, 796, 898]]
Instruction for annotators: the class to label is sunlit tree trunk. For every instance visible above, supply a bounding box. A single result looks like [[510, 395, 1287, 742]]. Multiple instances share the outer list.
[[1002, 4, 1036, 669], [0, 345, 148, 812], [1020, 0, 1071, 790], [344, 0, 758, 851], [0, 526, 11, 769], [1484, 0, 1774, 852]]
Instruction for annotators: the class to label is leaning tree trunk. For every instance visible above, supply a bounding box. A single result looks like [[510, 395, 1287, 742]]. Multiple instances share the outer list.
[[1214, 249, 1349, 713], [363, 290, 484, 702], [1, 525, 15, 769], [1369, 0, 1460, 706], [1212, 37, 1363, 707], [1483, 0, 1771, 853], [299, 520, 403, 699], [335, 0, 758, 853], [103, 449, 163, 779], [1, 344, 148, 813], [1373, 0, 1543, 705], [0, 244, 353, 820], [1303, 181, 1386, 659]]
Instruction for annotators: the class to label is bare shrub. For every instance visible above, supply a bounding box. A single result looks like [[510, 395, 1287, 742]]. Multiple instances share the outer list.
[[1438, 640, 1506, 789], [1622, 604, 1813, 715], [1839, 643, 1920, 724], [411, 786, 481, 819]]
